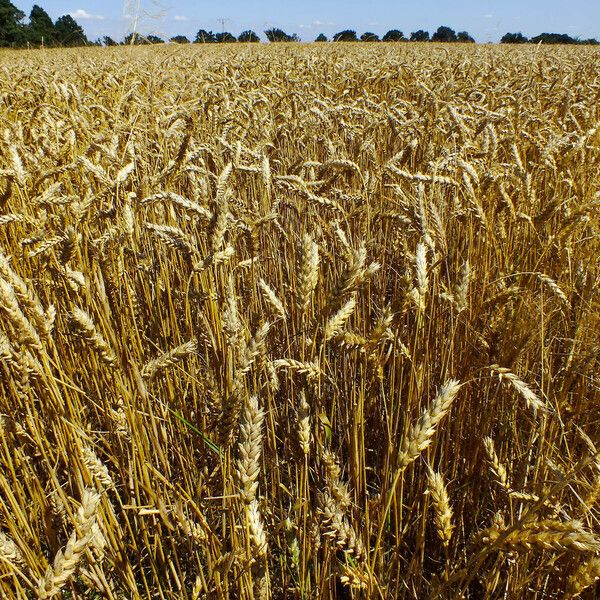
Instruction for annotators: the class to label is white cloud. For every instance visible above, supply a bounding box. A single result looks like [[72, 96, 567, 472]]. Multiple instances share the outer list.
[[484, 14, 494, 19], [313, 20, 323, 26], [174, 15, 189, 22], [70, 9, 104, 20]]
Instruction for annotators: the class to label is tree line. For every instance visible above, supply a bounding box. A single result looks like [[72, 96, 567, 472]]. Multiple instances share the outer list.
[[500, 32, 599, 45], [0, 1, 86, 47], [95, 26, 600, 47], [0, 1, 598, 48]]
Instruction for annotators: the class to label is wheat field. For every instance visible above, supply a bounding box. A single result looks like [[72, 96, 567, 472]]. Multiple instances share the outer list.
[[0, 42, 599, 599]]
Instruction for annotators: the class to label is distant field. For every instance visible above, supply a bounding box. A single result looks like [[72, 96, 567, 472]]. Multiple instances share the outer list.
[[0, 44, 598, 599]]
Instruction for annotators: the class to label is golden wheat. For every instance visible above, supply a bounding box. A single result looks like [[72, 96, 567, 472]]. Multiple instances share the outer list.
[[0, 42, 597, 599]]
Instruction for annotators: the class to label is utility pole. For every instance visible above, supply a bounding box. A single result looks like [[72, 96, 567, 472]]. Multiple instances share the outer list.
[[217, 17, 230, 37]]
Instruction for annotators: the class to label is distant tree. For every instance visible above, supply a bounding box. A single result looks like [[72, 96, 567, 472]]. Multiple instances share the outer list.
[[410, 30, 430, 42], [432, 26, 457, 42], [382, 30, 405, 41], [580, 38, 600, 45], [333, 30, 358, 42], [195, 29, 216, 43], [103, 35, 118, 46], [500, 32, 528, 44], [238, 30, 259, 42], [530, 32, 577, 44], [457, 31, 475, 43], [170, 35, 190, 44], [121, 32, 142, 46], [0, 0, 26, 46], [265, 28, 296, 42], [54, 15, 87, 46], [315, 33, 328, 42], [215, 31, 236, 43], [360, 32, 380, 42], [123, 32, 163, 45], [27, 5, 55, 46]]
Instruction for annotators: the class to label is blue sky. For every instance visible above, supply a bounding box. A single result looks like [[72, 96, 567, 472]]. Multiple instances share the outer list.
[[14, 1, 600, 42]]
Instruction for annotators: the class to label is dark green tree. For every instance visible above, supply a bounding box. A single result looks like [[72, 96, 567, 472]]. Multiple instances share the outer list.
[[432, 26, 457, 42], [0, 0, 25, 46], [457, 31, 475, 43], [580, 38, 599, 45], [27, 5, 56, 46], [530, 32, 576, 44], [122, 32, 138, 44], [410, 30, 430, 41], [361, 32, 379, 41], [215, 31, 236, 43], [315, 33, 328, 42], [103, 36, 118, 46], [265, 28, 296, 42], [194, 29, 216, 43], [54, 15, 87, 46], [333, 30, 358, 41], [238, 30, 259, 42], [382, 29, 405, 41], [123, 32, 162, 45], [500, 32, 528, 44], [170, 35, 190, 43]]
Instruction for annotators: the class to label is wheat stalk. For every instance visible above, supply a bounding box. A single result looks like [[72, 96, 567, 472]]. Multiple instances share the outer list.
[[297, 233, 320, 314]]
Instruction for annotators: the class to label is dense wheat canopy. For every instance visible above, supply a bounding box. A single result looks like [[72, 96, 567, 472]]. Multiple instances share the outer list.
[[0, 43, 599, 598]]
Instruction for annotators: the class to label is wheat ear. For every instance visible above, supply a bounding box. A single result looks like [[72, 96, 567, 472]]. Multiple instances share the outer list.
[[236, 395, 265, 504], [491, 365, 548, 414], [258, 278, 286, 320], [427, 470, 454, 548], [37, 489, 102, 599], [324, 293, 357, 341], [567, 556, 600, 598], [141, 339, 197, 379], [0, 278, 43, 352], [297, 391, 311, 456], [0, 531, 23, 567], [481, 519, 600, 554], [70, 307, 116, 367], [398, 380, 462, 471]]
